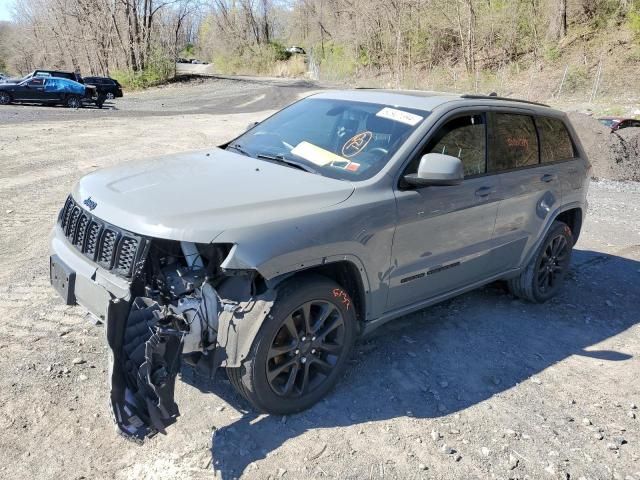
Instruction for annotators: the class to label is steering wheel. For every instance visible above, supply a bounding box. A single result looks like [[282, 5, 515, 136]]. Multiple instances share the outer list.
[[367, 147, 388, 156]]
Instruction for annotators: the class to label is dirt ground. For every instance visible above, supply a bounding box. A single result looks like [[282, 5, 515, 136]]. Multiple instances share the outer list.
[[0, 77, 639, 480]]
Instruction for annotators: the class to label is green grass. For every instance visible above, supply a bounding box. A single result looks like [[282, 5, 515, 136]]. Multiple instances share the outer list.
[[111, 53, 174, 90]]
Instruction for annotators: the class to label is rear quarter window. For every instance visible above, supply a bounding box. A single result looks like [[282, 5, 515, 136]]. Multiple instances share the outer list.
[[489, 113, 539, 172], [537, 116, 575, 163]]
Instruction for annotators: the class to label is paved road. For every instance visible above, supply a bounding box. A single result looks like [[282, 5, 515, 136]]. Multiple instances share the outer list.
[[0, 74, 320, 124]]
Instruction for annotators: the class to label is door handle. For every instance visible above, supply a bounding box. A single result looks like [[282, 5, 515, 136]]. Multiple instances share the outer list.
[[475, 186, 492, 197], [541, 173, 557, 183]]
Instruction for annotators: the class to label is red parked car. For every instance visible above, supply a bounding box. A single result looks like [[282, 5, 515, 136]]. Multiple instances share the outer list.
[[598, 116, 640, 131]]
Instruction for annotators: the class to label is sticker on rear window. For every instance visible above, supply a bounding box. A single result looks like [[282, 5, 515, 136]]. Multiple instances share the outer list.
[[376, 107, 423, 126]]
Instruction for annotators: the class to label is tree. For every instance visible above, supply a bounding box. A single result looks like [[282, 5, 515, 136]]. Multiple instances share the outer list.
[[547, 0, 567, 42]]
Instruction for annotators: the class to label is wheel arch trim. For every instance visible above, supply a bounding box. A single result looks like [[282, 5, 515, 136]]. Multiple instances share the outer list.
[[218, 256, 371, 367], [520, 202, 584, 269]]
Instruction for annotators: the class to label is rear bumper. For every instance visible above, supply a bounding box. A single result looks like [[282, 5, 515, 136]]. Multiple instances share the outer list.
[[49, 224, 131, 321]]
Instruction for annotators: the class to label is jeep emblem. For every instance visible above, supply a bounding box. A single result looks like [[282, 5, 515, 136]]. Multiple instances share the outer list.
[[83, 197, 97, 211]]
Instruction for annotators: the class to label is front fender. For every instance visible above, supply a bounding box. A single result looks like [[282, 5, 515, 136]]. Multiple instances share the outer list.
[[214, 286, 277, 368]]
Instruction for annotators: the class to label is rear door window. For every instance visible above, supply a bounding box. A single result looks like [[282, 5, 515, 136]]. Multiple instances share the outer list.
[[536, 116, 575, 163], [489, 113, 539, 172]]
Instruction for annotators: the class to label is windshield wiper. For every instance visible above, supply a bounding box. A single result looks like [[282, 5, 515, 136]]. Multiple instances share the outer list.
[[228, 144, 317, 174], [226, 143, 252, 157], [255, 153, 317, 174]]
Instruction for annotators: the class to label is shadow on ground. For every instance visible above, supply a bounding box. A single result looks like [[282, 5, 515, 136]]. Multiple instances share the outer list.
[[180, 249, 639, 479], [6, 101, 118, 110]]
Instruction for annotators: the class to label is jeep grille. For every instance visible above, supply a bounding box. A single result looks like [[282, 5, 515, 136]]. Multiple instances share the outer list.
[[58, 195, 148, 279]]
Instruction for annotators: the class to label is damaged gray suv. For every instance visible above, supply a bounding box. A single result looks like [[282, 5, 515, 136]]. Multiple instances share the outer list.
[[50, 90, 590, 440]]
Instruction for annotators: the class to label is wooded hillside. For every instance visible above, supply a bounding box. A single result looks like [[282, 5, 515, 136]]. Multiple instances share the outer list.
[[1, 0, 639, 101]]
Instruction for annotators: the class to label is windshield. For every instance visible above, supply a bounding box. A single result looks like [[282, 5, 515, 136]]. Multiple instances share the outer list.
[[598, 118, 615, 127], [226, 97, 428, 180]]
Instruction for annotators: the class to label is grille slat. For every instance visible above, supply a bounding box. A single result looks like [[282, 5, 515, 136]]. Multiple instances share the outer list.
[[84, 221, 101, 258], [66, 207, 81, 237], [98, 229, 118, 268], [60, 196, 74, 229], [74, 214, 89, 248], [115, 237, 139, 276], [57, 196, 145, 279]]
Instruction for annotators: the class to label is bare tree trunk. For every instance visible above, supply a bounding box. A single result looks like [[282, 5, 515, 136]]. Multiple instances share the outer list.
[[547, 0, 567, 42]]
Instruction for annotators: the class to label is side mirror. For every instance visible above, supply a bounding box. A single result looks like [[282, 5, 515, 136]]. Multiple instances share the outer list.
[[246, 121, 260, 131], [403, 153, 464, 187]]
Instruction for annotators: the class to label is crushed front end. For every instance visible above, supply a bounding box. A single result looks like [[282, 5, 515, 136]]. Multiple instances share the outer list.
[[50, 195, 267, 441]]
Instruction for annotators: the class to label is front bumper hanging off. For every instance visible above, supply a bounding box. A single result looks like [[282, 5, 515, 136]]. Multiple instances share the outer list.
[[51, 224, 276, 441], [107, 298, 183, 440]]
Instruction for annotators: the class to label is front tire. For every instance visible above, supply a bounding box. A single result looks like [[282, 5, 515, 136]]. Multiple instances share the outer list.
[[508, 221, 573, 303], [106, 92, 115, 100], [0, 92, 11, 105], [227, 275, 357, 414], [66, 95, 81, 109]]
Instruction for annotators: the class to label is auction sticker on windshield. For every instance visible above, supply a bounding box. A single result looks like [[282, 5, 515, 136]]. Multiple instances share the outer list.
[[291, 141, 349, 167], [376, 107, 423, 126]]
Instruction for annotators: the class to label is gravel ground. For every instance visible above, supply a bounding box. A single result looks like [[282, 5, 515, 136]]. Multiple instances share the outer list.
[[0, 78, 638, 480]]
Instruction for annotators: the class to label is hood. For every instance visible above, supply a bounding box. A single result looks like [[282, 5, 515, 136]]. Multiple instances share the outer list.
[[73, 148, 355, 243]]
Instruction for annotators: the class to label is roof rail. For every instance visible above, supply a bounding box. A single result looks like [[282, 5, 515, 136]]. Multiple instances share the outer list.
[[460, 94, 550, 108]]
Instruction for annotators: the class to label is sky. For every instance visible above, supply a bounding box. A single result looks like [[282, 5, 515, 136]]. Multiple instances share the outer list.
[[0, 0, 14, 22]]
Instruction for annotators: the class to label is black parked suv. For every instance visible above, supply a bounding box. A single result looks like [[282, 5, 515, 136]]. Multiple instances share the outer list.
[[83, 76, 123, 100]]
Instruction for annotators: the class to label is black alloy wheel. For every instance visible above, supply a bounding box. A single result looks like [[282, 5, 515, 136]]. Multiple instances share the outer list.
[[226, 275, 357, 414], [507, 221, 574, 303], [536, 232, 570, 294], [0, 92, 10, 105], [266, 299, 346, 397]]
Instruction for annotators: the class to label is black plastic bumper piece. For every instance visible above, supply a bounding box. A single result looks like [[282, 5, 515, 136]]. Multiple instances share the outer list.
[[50, 254, 76, 305], [107, 297, 183, 441]]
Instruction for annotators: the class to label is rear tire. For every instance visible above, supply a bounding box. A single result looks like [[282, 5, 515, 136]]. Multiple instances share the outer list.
[[106, 92, 115, 100], [227, 275, 357, 414], [66, 95, 81, 109], [0, 92, 11, 105], [95, 94, 106, 109], [507, 221, 573, 303]]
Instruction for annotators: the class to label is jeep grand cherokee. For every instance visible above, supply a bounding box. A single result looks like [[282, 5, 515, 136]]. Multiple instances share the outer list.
[[49, 90, 590, 440]]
